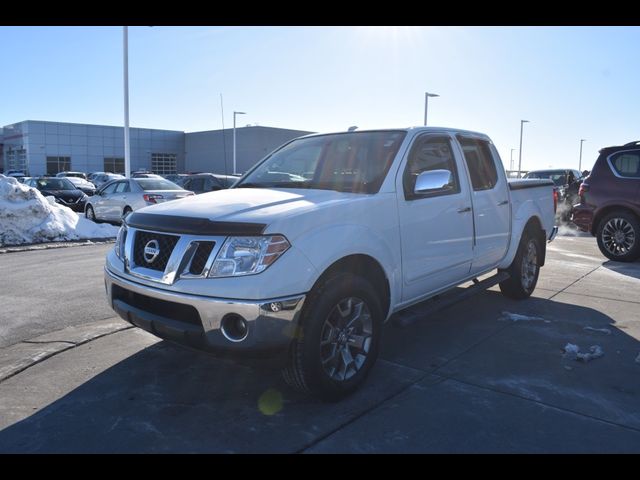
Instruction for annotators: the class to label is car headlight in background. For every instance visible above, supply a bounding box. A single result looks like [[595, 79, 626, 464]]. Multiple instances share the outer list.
[[114, 225, 127, 260], [208, 235, 290, 277]]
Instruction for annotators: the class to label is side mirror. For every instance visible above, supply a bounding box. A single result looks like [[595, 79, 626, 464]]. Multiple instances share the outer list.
[[414, 169, 453, 194]]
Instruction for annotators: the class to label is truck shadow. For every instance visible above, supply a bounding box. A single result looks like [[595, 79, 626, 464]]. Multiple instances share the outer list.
[[1, 291, 639, 452], [602, 260, 640, 279]]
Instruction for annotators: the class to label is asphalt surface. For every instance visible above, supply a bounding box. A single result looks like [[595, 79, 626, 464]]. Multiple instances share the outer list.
[[0, 243, 115, 348], [1, 233, 639, 453]]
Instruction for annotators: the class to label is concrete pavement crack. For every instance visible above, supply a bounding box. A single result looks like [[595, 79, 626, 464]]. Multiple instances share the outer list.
[[0, 326, 134, 385], [430, 374, 640, 435], [548, 265, 602, 301]]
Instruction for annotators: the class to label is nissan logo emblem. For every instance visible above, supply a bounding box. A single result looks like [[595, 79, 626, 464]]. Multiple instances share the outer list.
[[143, 239, 160, 263]]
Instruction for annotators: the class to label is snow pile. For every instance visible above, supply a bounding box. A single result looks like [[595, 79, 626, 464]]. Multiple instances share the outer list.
[[500, 311, 550, 323], [563, 343, 604, 363], [583, 326, 612, 335], [0, 175, 119, 246]]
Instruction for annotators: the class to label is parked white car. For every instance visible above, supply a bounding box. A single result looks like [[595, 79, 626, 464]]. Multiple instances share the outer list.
[[104, 127, 557, 399], [85, 178, 194, 223]]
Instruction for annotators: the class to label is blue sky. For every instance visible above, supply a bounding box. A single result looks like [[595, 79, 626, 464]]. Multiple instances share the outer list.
[[1, 26, 639, 172]]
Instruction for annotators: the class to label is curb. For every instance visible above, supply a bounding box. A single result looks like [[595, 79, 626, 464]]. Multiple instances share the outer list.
[[0, 238, 115, 254], [0, 318, 132, 383]]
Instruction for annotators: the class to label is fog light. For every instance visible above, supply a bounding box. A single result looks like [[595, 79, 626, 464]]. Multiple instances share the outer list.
[[221, 314, 249, 342]]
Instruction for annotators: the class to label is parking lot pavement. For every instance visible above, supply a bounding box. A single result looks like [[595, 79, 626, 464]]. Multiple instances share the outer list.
[[0, 235, 639, 452], [0, 243, 115, 347]]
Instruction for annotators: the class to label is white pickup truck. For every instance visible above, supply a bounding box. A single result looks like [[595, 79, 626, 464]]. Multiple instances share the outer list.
[[104, 127, 557, 400]]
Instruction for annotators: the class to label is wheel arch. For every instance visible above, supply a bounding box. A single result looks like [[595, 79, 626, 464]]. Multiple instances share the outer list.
[[592, 205, 640, 236], [309, 254, 391, 320]]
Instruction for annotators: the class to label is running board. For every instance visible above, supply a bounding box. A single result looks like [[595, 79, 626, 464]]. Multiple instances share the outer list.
[[391, 271, 511, 328]]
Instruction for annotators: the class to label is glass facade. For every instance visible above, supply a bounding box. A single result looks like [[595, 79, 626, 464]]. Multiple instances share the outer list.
[[151, 153, 177, 175], [46, 156, 71, 175]]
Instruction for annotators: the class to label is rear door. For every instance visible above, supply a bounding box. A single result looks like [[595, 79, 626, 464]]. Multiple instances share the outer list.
[[396, 132, 474, 302], [456, 136, 511, 274]]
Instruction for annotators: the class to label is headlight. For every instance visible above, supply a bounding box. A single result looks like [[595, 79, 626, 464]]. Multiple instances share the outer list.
[[208, 235, 290, 278], [114, 225, 127, 260]]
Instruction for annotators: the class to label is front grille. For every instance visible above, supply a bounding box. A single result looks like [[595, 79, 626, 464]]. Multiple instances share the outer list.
[[133, 230, 179, 272], [189, 241, 215, 275], [112, 284, 203, 329]]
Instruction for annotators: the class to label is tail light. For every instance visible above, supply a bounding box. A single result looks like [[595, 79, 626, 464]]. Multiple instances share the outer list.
[[143, 193, 164, 204], [578, 182, 589, 200], [553, 188, 558, 213]]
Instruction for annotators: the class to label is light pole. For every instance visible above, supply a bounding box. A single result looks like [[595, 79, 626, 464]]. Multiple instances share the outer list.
[[510, 148, 515, 171], [123, 26, 131, 178], [579, 139, 586, 171], [233, 111, 246, 175], [518, 120, 529, 178], [424, 92, 439, 126]]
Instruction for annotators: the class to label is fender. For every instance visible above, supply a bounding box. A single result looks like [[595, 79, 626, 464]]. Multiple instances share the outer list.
[[293, 223, 402, 315], [497, 198, 545, 270]]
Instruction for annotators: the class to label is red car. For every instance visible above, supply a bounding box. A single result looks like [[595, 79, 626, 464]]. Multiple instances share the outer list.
[[572, 141, 640, 262]]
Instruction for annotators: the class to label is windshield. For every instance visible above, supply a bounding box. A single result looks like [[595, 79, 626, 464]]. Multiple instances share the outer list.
[[134, 178, 183, 191], [524, 171, 567, 186], [236, 130, 407, 194], [36, 178, 76, 190]]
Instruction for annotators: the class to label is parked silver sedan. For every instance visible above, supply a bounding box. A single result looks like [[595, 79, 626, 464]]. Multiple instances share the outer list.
[[85, 178, 194, 223]]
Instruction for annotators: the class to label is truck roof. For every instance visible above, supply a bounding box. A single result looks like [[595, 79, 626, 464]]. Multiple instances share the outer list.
[[298, 126, 491, 141]]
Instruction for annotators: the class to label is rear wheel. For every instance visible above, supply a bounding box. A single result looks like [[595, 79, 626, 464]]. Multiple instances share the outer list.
[[282, 273, 382, 401], [596, 211, 640, 262], [499, 231, 541, 299]]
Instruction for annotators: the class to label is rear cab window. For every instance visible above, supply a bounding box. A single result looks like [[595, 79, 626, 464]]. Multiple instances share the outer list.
[[457, 136, 499, 191]]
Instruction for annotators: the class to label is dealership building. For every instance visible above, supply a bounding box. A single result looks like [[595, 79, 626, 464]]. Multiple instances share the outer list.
[[0, 120, 313, 176]]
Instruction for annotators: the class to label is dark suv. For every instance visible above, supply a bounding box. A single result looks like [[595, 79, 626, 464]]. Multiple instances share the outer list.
[[572, 141, 640, 262]]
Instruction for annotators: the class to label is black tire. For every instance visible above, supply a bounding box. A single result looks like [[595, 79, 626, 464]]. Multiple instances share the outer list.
[[85, 205, 98, 223], [596, 211, 640, 262], [122, 206, 133, 221], [282, 273, 383, 401], [499, 231, 541, 299]]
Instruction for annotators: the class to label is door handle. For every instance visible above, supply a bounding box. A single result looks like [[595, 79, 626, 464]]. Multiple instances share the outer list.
[[457, 206, 471, 213], [497, 200, 509, 206]]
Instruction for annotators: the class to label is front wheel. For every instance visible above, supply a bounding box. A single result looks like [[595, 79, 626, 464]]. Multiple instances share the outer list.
[[282, 273, 383, 401], [85, 205, 97, 222], [596, 211, 640, 262], [499, 232, 541, 299]]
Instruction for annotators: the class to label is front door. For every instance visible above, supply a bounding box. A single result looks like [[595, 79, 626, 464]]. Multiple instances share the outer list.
[[396, 133, 474, 303]]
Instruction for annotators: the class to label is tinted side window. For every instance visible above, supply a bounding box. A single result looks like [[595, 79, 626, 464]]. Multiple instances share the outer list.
[[188, 178, 205, 191], [610, 151, 640, 177], [101, 183, 118, 195], [114, 182, 130, 193], [403, 136, 460, 199], [458, 137, 498, 191]]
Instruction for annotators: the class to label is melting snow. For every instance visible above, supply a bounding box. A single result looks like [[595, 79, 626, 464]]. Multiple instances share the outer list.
[[563, 343, 604, 362], [0, 175, 118, 246], [583, 326, 612, 335], [500, 311, 550, 323]]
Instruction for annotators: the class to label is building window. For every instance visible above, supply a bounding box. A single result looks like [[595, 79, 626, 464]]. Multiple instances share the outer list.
[[151, 153, 177, 175], [104, 157, 125, 174], [46, 156, 71, 175], [5, 148, 28, 174]]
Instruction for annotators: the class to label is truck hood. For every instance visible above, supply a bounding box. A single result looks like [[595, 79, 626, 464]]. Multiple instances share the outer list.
[[136, 187, 365, 226]]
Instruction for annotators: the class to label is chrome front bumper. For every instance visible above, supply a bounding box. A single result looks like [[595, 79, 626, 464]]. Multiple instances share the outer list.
[[105, 267, 305, 356], [548, 225, 559, 242]]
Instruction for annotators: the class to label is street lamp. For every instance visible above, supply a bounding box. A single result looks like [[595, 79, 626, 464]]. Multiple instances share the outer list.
[[424, 92, 439, 126], [579, 139, 586, 171], [510, 148, 515, 171], [233, 111, 247, 175], [518, 120, 530, 178], [123, 26, 131, 178]]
